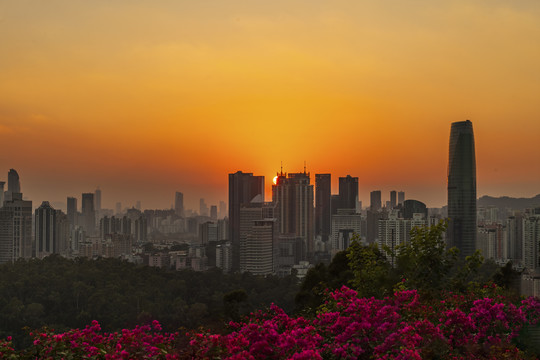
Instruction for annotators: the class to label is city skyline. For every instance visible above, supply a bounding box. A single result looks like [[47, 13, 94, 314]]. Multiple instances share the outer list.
[[1, 1, 540, 210]]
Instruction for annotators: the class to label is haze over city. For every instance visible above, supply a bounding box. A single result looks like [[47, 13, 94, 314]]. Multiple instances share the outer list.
[[1, 1, 540, 210]]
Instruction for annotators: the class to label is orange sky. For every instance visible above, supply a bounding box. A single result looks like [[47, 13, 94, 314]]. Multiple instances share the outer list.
[[1, 1, 539, 211]]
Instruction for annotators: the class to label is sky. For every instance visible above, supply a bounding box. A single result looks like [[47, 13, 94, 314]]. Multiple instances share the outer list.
[[1, 0, 539, 211]]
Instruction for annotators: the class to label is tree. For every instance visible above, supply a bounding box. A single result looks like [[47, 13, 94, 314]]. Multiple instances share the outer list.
[[347, 237, 393, 298]]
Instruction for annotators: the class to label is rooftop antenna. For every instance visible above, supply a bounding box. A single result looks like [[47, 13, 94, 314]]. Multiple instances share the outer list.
[[280, 161, 284, 176], [304, 160, 307, 174]]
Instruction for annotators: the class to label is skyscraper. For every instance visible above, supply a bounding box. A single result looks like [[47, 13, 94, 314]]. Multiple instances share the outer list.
[[398, 191, 405, 206], [339, 175, 359, 211], [67, 197, 77, 226], [315, 174, 331, 242], [5, 169, 21, 202], [35, 201, 57, 258], [82, 193, 96, 236], [447, 120, 477, 259], [174, 192, 184, 217], [0, 181, 4, 207], [7, 169, 20, 194], [272, 170, 314, 260], [1, 193, 32, 262], [95, 188, 102, 212], [228, 171, 265, 270], [390, 191, 397, 209], [370, 190, 382, 211]]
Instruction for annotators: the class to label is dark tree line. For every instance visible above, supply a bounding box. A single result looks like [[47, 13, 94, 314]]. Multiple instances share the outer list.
[[0, 256, 299, 348]]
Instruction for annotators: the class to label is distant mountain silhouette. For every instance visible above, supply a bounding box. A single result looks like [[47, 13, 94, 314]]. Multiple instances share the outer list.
[[477, 194, 540, 210]]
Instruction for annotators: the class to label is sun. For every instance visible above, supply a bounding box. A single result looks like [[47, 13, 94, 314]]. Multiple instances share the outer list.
[[273, 176, 278, 185]]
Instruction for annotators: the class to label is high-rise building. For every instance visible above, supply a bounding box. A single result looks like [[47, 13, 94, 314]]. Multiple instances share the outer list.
[[523, 210, 540, 272], [115, 202, 122, 215], [35, 201, 57, 258], [272, 170, 314, 260], [174, 192, 184, 217], [134, 216, 147, 244], [228, 171, 265, 270], [315, 174, 331, 243], [5, 169, 21, 202], [447, 120, 477, 259], [390, 191, 397, 209], [243, 219, 277, 275], [219, 201, 227, 219], [6, 169, 21, 199], [55, 210, 70, 256], [199, 198, 208, 217], [0, 181, 5, 207], [0, 207, 14, 263], [95, 188, 102, 212], [378, 212, 427, 265], [339, 175, 358, 211], [1, 193, 32, 262], [331, 209, 361, 252], [370, 190, 382, 211], [238, 202, 275, 271], [210, 205, 218, 220], [506, 213, 524, 264], [82, 193, 96, 236], [200, 221, 218, 245], [398, 191, 405, 206], [67, 197, 77, 226]]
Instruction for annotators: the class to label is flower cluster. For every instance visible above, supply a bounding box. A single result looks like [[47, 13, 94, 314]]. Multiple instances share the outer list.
[[0, 287, 538, 359]]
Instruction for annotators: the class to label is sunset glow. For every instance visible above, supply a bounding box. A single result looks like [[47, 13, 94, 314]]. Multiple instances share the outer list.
[[1, 1, 539, 210]]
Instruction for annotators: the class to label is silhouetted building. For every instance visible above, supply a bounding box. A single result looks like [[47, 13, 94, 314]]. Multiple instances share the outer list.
[[339, 175, 358, 211], [370, 190, 382, 211], [210, 205, 218, 220], [402, 200, 428, 220], [174, 192, 184, 217], [1, 193, 32, 262], [315, 174, 331, 242], [228, 171, 265, 270], [67, 197, 77, 226], [35, 201, 57, 258], [82, 193, 96, 236], [0, 181, 4, 207], [273, 170, 314, 261], [390, 191, 397, 209], [95, 188, 102, 212], [506, 213, 524, 264], [447, 120, 476, 259], [55, 210, 70, 256], [200, 221, 218, 245], [5, 169, 21, 202], [134, 216, 147, 244], [199, 198, 208, 217], [398, 191, 405, 206]]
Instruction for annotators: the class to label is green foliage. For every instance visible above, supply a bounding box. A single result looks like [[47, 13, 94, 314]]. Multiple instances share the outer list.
[[0, 255, 299, 349], [294, 251, 353, 313], [347, 238, 394, 298]]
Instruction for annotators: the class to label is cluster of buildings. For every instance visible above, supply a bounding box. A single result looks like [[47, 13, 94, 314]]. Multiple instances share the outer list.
[[0, 121, 539, 295]]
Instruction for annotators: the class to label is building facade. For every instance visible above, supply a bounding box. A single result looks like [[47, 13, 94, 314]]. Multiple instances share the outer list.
[[447, 120, 477, 259]]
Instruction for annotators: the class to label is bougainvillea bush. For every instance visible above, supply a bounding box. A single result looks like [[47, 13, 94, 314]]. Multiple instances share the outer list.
[[1, 287, 539, 359]]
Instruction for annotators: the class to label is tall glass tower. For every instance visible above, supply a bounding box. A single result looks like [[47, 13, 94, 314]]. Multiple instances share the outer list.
[[447, 120, 476, 259]]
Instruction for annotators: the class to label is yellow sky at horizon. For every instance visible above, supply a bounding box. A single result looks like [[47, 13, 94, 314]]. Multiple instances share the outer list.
[[1, 0, 539, 210]]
